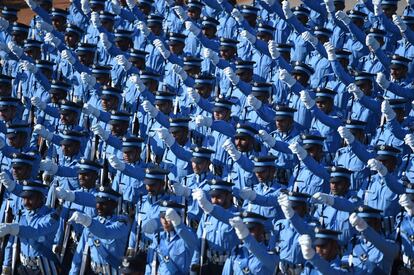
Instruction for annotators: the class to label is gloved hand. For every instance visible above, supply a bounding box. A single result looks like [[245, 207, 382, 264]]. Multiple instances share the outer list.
[[20, 61, 37, 74], [231, 8, 243, 23], [128, 74, 145, 91], [239, 188, 256, 201], [82, 103, 100, 117], [279, 69, 296, 87], [349, 212, 368, 232], [0, 18, 9, 32], [141, 100, 159, 118], [126, 0, 136, 9], [156, 128, 175, 147], [172, 64, 188, 81], [116, 55, 132, 71], [337, 126, 355, 144], [81, 72, 97, 88], [33, 124, 54, 141], [222, 139, 241, 161], [282, 0, 293, 19], [247, 94, 262, 110], [187, 88, 200, 103], [0, 224, 19, 238], [61, 50, 76, 65], [44, 33, 61, 47], [301, 31, 318, 47], [108, 154, 126, 171], [289, 142, 307, 161], [99, 32, 112, 50], [142, 219, 158, 234], [300, 90, 315, 109], [366, 35, 380, 51], [185, 21, 200, 36], [367, 158, 388, 177], [25, 0, 38, 9], [335, 10, 350, 25], [173, 5, 188, 21], [31, 96, 46, 110], [258, 129, 276, 147], [372, 0, 382, 16], [153, 39, 170, 59], [111, 0, 121, 15], [55, 186, 75, 202], [268, 40, 280, 59], [312, 192, 334, 206], [404, 133, 414, 152], [241, 30, 256, 44], [172, 182, 191, 197], [39, 159, 58, 175], [195, 115, 212, 127], [381, 99, 396, 121], [347, 83, 363, 100], [223, 67, 239, 85], [376, 72, 390, 90], [324, 0, 335, 13], [0, 172, 15, 192], [298, 235, 315, 260], [393, 14, 407, 32], [399, 194, 414, 216], [324, 42, 336, 61], [263, 0, 275, 5], [36, 21, 53, 32], [165, 208, 181, 227], [81, 0, 91, 14], [229, 216, 249, 240], [278, 193, 294, 219], [91, 11, 102, 28], [202, 48, 219, 65], [192, 188, 213, 213], [68, 211, 92, 227], [136, 21, 149, 37], [7, 41, 23, 58], [91, 124, 109, 141]]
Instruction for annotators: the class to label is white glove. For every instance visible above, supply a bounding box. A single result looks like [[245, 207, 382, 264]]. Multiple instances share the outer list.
[[0, 18, 9, 32], [80, 72, 96, 88], [31, 96, 46, 110], [108, 154, 126, 171], [24, 0, 38, 9], [312, 192, 334, 206], [239, 188, 256, 201], [128, 74, 145, 91], [247, 94, 262, 110], [335, 10, 350, 25], [0, 172, 15, 192], [231, 8, 243, 23], [279, 69, 296, 87], [278, 193, 294, 219], [20, 61, 37, 74], [393, 15, 407, 32], [366, 35, 380, 51], [324, 42, 336, 61], [111, 0, 121, 15], [7, 41, 23, 58], [377, 72, 390, 90], [99, 32, 112, 50], [263, 0, 275, 6], [153, 39, 170, 59], [173, 5, 188, 21], [347, 83, 363, 100], [142, 219, 158, 234], [126, 0, 136, 9], [282, 0, 293, 19], [81, 0, 91, 14], [0, 224, 19, 238], [141, 100, 159, 118], [222, 139, 241, 161], [185, 21, 201, 36], [408, 0, 414, 5], [0, 42, 9, 53], [202, 48, 219, 66], [229, 216, 249, 239], [241, 30, 256, 44], [367, 158, 388, 177], [399, 194, 414, 216], [289, 142, 308, 161], [187, 88, 200, 103], [381, 100, 396, 121], [68, 211, 92, 227], [33, 124, 54, 141], [298, 235, 315, 260], [373, 0, 382, 16], [61, 50, 76, 65], [91, 11, 102, 28], [172, 182, 191, 197], [172, 64, 188, 81], [55, 186, 75, 202], [300, 90, 315, 109], [165, 208, 181, 227], [36, 21, 53, 32], [116, 55, 132, 71], [82, 103, 100, 117], [44, 33, 61, 47], [136, 21, 149, 37], [349, 212, 368, 232], [223, 67, 239, 85], [337, 126, 355, 144], [258, 129, 276, 147], [404, 133, 414, 152], [39, 159, 58, 175], [301, 31, 318, 47], [192, 188, 213, 213], [156, 128, 175, 147], [91, 124, 109, 141], [324, 0, 335, 13], [268, 40, 280, 59], [195, 115, 212, 127]]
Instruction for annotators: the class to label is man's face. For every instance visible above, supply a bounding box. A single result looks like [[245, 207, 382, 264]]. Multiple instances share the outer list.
[[111, 122, 129, 137], [257, 33, 272, 42], [61, 142, 81, 157], [249, 224, 265, 242], [0, 106, 16, 122], [65, 33, 80, 48], [7, 133, 27, 148], [202, 27, 216, 38], [315, 241, 338, 261], [276, 117, 293, 133], [115, 39, 132, 52], [316, 99, 333, 114], [330, 180, 349, 196], [196, 86, 212, 98], [78, 171, 98, 189], [101, 20, 114, 32], [51, 91, 67, 103], [235, 136, 252, 152], [357, 81, 373, 95], [12, 165, 32, 180], [149, 24, 161, 35], [381, 5, 397, 18], [52, 17, 66, 32], [293, 73, 309, 86], [213, 109, 230, 121], [220, 48, 236, 60], [187, 8, 201, 20], [236, 70, 253, 82], [155, 101, 172, 114], [60, 111, 78, 125], [12, 32, 27, 45], [0, 85, 11, 97], [123, 148, 141, 163], [169, 43, 184, 55], [131, 58, 146, 70], [255, 167, 275, 182], [23, 193, 43, 210], [160, 215, 174, 232], [96, 201, 116, 216], [24, 48, 41, 60], [391, 66, 407, 80], [77, 53, 94, 66], [185, 67, 201, 77], [243, 14, 257, 27], [171, 128, 188, 146], [96, 74, 110, 85], [101, 96, 119, 112], [191, 159, 210, 174], [306, 145, 323, 162], [211, 192, 232, 208], [378, 157, 397, 172], [145, 181, 164, 196], [338, 58, 349, 69], [292, 204, 307, 217]]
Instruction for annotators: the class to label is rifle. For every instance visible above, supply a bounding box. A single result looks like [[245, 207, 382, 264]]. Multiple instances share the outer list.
[[91, 134, 100, 162], [29, 104, 35, 134], [79, 243, 90, 275], [100, 157, 109, 186], [199, 216, 209, 275], [151, 232, 160, 275], [145, 135, 151, 164], [59, 220, 71, 264], [38, 138, 48, 159], [133, 194, 144, 255], [132, 113, 140, 136], [0, 200, 12, 264], [11, 210, 22, 275]]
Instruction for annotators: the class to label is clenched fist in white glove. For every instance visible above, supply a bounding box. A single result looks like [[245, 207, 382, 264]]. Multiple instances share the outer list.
[[45, 33, 61, 47], [0, 223, 19, 238], [222, 139, 241, 161], [301, 31, 318, 47], [25, 0, 38, 9], [279, 69, 296, 87], [126, 0, 136, 9], [99, 32, 112, 49], [300, 90, 315, 109], [324, 42, 336, 61], [239, 188, 256, 201], [111, 0, 121, 15], [61, 50, 76, 65], [381, 99, 396, 121], [258, 129, 276, 147], [82, 103, 100, 117], [0, 172, 15, 192], [349, 212, 368, 232], [136, 21, 150, 36], [373, 0, 382, 16], [229, 216, 249, 239], [347, 83, 364, 100], [31, 96, 46, 110], [81, 0, 91, 14], [128, 74, 145, 91], [335, 10, 350, 25], [223, 67, 239, 85], [187, 88, 200, 103], [376, 73, 390, 90], [173, 5, 188, 21], [55, 186, 75, 202], [108, 154, 126, 171], [298, 235, 315, 260], [153, 39, 170, 59], [195, 115, 212, 127], [268, 40, 280, 59], [337, 126, 355, 145], [393, 15, 407, 32], [231, 8, 243, 23], [366, 35, 380, 51], [116, 55, 132, 71], [156, 128, 175, 147], [39, 159, 58, 175], [278, 193, 294, 219], [367, 158, 388, 177], [68, 211, 92, 227], [91, 11, 102, 28], [282, 0, 293, 19], [324, 0, 335, 13], [172, 182, 191, 197], [404, 133, 414, 152], [33, 124, 54, 141], [172, 64, 188, 81], [241, 30, 256, 44], [91, 124, 109, 141], [8, 41, 23, 58], [185, 21, 200, 36], [165, 208, 181, 227], [20, 61, 37, 73], [399, 194, 414, 216], [312, 192, 334, 206], [289, 142, 307, 161], [141, 100, 159, 118], [202, 48, 219, 65], [247, 94, 262, 110], [192, 188, 213, 213]]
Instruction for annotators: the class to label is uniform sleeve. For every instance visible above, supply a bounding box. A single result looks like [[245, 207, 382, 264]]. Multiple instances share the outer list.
[[18, 214, 58, 238], [175, 223, 200, 250], [242, 234, 279, 271], [301, 155, 330, 182], [361, 226, 399, 258], [88, 219, 129, 239], [209, 205, 236, 224]]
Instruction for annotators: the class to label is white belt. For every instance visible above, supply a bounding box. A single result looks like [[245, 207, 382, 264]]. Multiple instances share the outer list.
[[403, 254, 414, 269], [20, 254, 39, 269], [91, 261, 111, 274]]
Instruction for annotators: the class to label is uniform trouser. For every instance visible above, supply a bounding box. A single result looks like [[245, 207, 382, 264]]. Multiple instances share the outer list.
[[17, 265, 42, 275], [397, 266, 414, 275], [190, 263, 224, 275], [277, 262, 304, 275], [60, 237, 78, 274]]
